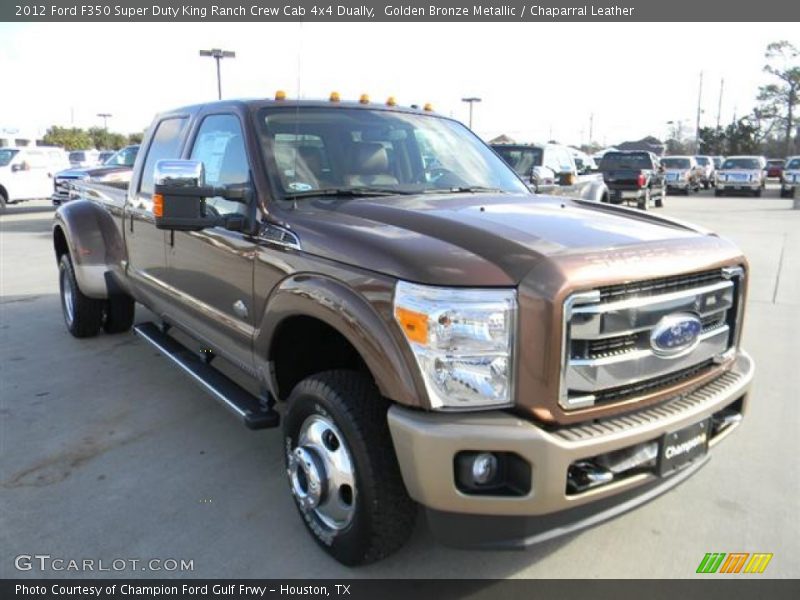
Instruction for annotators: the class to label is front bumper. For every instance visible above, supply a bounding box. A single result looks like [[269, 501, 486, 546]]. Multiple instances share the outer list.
[[717, 180, 760, 191], [388, 351, 753, 547]]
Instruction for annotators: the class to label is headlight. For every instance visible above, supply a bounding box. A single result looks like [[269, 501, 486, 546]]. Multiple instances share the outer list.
[[393, 281, 516, 410]]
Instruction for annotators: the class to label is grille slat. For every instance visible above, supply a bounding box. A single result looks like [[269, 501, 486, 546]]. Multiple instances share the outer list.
[[597, 269, 725, 302]]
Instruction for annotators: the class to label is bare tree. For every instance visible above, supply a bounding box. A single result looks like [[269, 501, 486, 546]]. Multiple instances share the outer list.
[[759, 41, 800, 155]]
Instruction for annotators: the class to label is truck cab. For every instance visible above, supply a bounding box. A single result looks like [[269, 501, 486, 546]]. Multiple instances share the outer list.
[[492, 142, 609, 202]]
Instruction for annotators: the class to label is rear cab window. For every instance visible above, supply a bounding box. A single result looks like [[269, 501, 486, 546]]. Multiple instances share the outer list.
[[599, 152, 654, 170]]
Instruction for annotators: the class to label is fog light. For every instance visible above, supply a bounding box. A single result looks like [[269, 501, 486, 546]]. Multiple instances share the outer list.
[[471, 453, 498, 485]]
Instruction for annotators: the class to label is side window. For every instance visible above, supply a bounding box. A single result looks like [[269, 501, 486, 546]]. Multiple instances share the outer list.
[[26, 151, 47, 169], [139, 117, 188, 196], [190, 114, 250, 216]]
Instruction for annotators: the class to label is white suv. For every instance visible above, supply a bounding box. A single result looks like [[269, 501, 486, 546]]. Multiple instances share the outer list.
[[0, 146, 69, 210]]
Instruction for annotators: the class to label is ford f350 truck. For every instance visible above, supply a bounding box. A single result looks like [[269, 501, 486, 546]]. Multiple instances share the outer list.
[[53, 95, 754, 566]]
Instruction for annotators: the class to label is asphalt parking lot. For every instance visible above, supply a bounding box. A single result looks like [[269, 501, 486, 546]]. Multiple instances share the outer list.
[[1, 184, 798, 579]]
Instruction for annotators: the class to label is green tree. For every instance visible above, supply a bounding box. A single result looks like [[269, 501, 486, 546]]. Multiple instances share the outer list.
[[698, 126, 725, 155], [759, 40, 800, 155], [127, 132, 144, 145], [42, 126, 93, 151]]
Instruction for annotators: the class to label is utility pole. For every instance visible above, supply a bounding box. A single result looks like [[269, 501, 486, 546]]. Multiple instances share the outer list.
[[716, 78, 724, 130], [97, 113, 112, 130], [199, 48, 236, 100], [589, 113, 594, 143], [461, 97, 482, 129], [695, 71, 703, 152]]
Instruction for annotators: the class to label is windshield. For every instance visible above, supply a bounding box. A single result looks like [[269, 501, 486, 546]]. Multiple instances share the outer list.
[[662, 158, 692, 169], [104, 146, 139, 167], [599, 152, 653, 170], [695, 157, 710, 166], [786, 158, 800, 169], [722, 158, 760, 170], [69, 151, 87, 162], [492, 146, 543, 176], [0, 148, 19, 167], [257, 107, 528, 197], [767, 160, 783, 167]]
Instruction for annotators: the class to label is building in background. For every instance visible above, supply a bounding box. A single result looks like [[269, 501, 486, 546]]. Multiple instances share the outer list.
[[0, 126, 43, 148]]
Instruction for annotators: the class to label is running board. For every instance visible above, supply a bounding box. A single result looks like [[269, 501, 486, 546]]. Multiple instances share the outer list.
[[134, 322, 279, 430]]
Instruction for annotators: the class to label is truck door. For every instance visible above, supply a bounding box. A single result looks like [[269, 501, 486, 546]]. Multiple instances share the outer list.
[[164, 113, 256, 369], [125, 116, 188, 306]]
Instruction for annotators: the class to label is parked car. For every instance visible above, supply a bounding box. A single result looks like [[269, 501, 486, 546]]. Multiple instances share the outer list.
[[97, 150, 116, 164], [780, 156, 800, 198], [52, 145, 140, 206], [68, 149, 102, 168], [569, 147, 598, 173], [597, 150, 665, 209], [766, 159, 784, 179], [661, 156, 700, 195], [0, 146, 69, 210], [715, 156, 767, 197], [694, 155, 715, 189], [492, 142, 608, 202], [55, 96, 753, 565]]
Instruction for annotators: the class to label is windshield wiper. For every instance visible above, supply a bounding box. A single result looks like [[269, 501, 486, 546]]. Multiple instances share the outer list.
[[424, 186, 507, 194], [284, 187, 415, 199]]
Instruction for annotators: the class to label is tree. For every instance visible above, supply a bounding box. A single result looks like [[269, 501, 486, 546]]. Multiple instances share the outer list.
[[42, 126, 93, 151], [127, 132, 144, 145], [698, 126, 725, 155], [759, 41, 800, 155]]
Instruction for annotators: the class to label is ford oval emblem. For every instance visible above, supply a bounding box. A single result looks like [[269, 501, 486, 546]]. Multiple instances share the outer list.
[[650, 313, 703, 357]]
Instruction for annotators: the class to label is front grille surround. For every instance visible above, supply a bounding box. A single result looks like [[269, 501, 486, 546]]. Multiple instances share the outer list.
[[560, 266, 745, 411]]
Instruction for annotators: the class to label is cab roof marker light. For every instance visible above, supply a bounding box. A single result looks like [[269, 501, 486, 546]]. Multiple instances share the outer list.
[[274, 90, 287, 101], [329, 91, 341, 102], [424, 103, 434, 112], [359, 94, 370, 104], [386, 96, 397, 106]]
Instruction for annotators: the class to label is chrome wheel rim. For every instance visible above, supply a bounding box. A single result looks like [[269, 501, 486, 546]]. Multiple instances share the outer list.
[[288, 414, 356, 532], [61, 267, 74, 326]]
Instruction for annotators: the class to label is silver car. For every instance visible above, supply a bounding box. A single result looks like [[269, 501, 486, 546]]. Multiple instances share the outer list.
[[781, 156, 800, 198], [715, 156, 766, 197]]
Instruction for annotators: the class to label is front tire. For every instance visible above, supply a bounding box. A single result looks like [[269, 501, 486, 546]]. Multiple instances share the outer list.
[[59, 253, 103, 338], [283, 370, 416, 566]]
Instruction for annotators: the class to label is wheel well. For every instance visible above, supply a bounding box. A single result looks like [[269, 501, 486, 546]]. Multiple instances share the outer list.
[[53, 226, 69, 262], [0, 184, 7, 202], [270, 316, 370, 401]]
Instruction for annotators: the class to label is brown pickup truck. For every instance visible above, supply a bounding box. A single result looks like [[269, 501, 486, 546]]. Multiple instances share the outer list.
[[53, 96, 754, 566]]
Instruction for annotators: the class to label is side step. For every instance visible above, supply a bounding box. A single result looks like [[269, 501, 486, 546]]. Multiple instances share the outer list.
[[134, 322, 279, 430]]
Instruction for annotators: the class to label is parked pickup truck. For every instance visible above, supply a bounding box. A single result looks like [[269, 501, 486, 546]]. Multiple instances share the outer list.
[[54, 96, 754, 565], [780, 156, 800, 198], [598, 150, 666, 209], [492, 142, 609, 203], [52, 145, 140, 206]]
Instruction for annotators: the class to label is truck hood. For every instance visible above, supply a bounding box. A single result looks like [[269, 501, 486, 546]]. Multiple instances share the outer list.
[[284, 193, 738, 286]]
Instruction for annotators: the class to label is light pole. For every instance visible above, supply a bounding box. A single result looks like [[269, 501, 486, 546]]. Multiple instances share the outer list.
[[461, 97, 482, 129], [97, 113, 112, 130], [199, 48, 236, 100]]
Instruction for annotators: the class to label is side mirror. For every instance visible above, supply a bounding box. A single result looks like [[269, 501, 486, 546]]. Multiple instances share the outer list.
[[531, 166, 556, 188], [153, 159, 247, 232]]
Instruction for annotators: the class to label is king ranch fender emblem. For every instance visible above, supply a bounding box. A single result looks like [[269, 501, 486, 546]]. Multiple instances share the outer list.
[[650, 313, 703, 357]]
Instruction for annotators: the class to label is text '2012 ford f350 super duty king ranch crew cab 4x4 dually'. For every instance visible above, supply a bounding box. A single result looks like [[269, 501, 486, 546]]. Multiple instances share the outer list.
[[53, 93, 754, 566]]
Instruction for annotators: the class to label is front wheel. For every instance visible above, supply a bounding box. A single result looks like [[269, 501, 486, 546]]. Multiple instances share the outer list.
[[59, 253, 104, 337], [283, 370, 416, 566]]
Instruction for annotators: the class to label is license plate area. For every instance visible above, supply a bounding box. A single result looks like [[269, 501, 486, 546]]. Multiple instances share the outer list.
[[658, 419, 710, 476]]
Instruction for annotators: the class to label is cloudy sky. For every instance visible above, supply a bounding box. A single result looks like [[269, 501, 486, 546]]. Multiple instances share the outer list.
[[0, 22, 796, 146]]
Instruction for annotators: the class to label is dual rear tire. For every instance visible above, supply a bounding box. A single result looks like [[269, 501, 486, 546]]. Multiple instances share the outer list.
[[58, 253, 135, 337]]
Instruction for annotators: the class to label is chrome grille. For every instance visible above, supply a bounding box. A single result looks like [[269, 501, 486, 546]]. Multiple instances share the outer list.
[[561, 267, 744, 410]]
